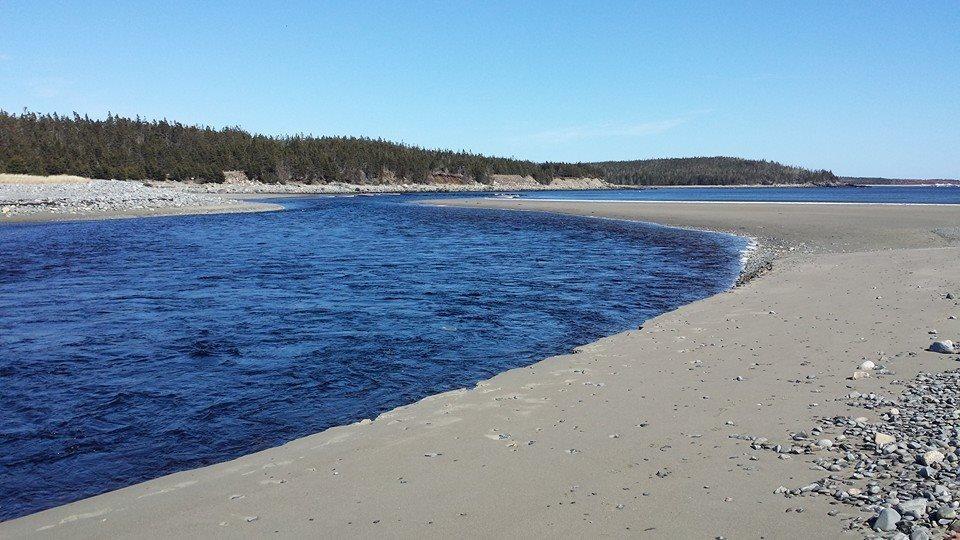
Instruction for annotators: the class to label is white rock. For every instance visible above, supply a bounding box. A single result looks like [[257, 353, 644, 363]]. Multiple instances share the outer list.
[[921, 450, 945, 465], [875, 433, 897, 446], [859, 360, 876, 371]]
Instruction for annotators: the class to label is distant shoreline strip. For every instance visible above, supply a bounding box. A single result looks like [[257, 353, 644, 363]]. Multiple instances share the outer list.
[[501, 198, 960, 206]]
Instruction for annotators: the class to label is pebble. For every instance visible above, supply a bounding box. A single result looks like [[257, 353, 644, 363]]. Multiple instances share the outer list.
[[874, 508, 901, 531], [937, 507, 957, 520], [920, 450, 945, 466], [897, 498, 927, 518], [875, 433, 897, 446]]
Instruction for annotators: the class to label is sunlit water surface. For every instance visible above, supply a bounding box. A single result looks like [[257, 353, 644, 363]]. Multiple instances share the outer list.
[[0, 195, 746, 520]]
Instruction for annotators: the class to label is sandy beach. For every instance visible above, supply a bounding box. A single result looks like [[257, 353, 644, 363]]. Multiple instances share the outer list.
[[3, 198, 960, 538]]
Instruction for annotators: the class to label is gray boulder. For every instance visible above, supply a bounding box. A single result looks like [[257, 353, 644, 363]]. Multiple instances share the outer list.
[[897, 498, 927, 518], [929, 340, 956, 353], [874, 508, 902, 532]]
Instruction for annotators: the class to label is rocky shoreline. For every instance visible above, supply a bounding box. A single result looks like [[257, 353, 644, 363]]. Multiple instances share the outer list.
[[0, 174, 621, 222], [753, 324, 960, 539], [0, 177, 278, 222], [149, 175, 616, 195]]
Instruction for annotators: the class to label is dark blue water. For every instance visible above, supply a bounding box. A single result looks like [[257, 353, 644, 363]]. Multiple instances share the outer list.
[[519, 185, 960, 204], [0, 195, 745, 521]]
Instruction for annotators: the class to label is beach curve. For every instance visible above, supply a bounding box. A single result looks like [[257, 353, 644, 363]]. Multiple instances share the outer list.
[[3, 199, 960, 538]]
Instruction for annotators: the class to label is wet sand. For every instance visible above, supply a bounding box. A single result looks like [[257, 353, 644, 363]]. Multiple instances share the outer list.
[[3, 199, 960, 538]]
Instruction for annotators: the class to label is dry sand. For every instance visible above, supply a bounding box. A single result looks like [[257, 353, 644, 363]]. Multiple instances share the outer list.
[[3, 198, 960, 539]]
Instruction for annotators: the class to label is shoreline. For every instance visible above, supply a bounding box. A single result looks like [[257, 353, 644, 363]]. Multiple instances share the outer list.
[[1, 176, 954, 225], [0, 176, 284, 224], [532, 209, 769, 286], [509, 198, 960, 207], [0, 200, 283, 224], [147, 176, 618, 196], [167, 180, 960, 194], [3, 200, 960, 538]]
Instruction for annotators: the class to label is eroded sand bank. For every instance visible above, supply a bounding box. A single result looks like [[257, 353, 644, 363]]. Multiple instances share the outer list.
[[3, 199, 960, 538]]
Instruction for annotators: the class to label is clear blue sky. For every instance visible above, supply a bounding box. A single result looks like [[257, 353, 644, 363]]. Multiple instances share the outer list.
[[1, 1, 957, 178]]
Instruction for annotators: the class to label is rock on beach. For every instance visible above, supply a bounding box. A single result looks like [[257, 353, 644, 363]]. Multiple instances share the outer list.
[[874, 508, 901, 532], [929, 340, 956, 353]]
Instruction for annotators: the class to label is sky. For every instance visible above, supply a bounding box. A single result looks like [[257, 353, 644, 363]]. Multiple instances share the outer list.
[[1, 1, 958, 178]]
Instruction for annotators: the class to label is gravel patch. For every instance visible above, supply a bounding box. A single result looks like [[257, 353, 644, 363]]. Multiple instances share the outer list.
[[0, 179, 243, 218], [746, 368, 960, 538], [147, 177, 617, 195]]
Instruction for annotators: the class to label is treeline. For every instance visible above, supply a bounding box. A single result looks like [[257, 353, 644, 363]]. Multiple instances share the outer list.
[[591, 156, 838, 186], [0, 111, 602, 184]]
